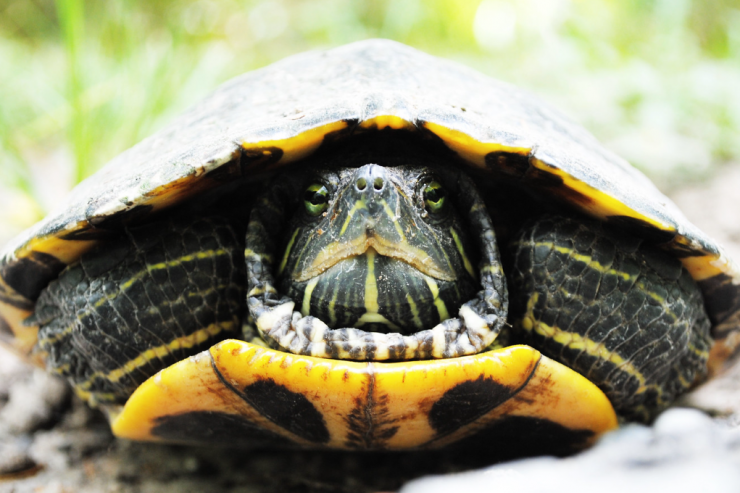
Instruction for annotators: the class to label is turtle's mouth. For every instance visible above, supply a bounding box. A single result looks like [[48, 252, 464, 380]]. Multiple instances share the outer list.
[[292, 233, 456, 282], [262, 241, 494, 360], [253, 298, 498, 361]]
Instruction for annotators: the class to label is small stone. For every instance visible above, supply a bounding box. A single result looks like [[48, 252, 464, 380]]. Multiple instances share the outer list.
[[680, 359, 740, 416], [0, 368, 70, 434], [401, 409, 740, 493], [652, 407, 715, 436], [0, 440, 39, 478]]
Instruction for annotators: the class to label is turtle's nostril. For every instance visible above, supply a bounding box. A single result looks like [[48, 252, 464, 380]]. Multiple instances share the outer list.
[[373, 177, 384, 191], [356, 177, 367, 191]]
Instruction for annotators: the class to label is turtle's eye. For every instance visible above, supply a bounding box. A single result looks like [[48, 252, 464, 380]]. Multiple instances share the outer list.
[[423, 181, 447, 214], [304, 183, 330, 216]]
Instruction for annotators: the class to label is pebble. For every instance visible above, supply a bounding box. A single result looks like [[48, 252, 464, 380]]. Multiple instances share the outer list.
[[0, 368, 69, 435], [401, 408, 740, 493], [0, 439, 38, 480]]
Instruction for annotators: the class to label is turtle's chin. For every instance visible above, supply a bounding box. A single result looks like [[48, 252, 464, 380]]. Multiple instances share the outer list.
[[255, 250, 494, 361], [281, 247, 474, 336], [252, 294, 499, 361]]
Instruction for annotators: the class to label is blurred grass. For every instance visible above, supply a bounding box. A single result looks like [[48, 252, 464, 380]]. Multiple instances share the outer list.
[[55, 0, 86, 183], [0, 0, 739, 241]]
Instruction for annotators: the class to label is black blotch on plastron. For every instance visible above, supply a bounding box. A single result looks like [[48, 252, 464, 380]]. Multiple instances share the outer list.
[[605, 216, 677, 244], [699, 273, 740, 330], [485, 151, 530, 179], [150, 410, 296, 447], [428, 376, 514, 435], [241, 379, 330, 444], [1, 252, 66, 302], [443, 415, 594, 462]]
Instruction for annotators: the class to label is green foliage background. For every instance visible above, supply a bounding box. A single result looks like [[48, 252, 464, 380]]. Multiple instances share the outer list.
[[1, 0, 739, 239]]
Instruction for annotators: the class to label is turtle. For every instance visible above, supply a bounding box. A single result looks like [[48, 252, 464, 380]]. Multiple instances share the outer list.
[[1, 39, 739, 454]]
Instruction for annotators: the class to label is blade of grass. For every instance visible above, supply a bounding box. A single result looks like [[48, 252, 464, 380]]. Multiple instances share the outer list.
[[55, 0, 88, 185]]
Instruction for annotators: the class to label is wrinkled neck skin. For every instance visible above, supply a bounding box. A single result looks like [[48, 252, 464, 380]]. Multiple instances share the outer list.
[[277, 163, 478, 334]]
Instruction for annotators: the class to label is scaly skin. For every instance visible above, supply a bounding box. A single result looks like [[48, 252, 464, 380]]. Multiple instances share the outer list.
[[246, 163, 508, 360], [508, 215, 712, 421]]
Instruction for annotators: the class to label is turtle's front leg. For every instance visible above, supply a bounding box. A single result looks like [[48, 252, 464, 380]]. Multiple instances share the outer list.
[[29, 216, 246, 406], [507, 215, 712, 422]]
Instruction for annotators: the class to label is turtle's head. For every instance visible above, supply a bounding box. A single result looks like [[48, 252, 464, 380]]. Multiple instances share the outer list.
[[246, 162, 506, 360], [277, 164, 477, 335]]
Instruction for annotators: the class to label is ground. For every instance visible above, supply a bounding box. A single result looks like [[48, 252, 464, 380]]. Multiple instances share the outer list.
[[2, 162, 740, 493]]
